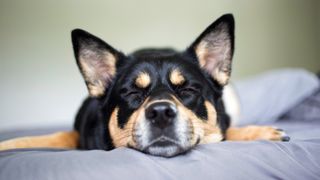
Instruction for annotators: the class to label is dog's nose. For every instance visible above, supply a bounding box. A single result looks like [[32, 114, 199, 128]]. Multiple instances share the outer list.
[[145, 102, 177, 129]]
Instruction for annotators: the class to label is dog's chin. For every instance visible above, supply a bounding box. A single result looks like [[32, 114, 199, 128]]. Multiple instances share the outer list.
[[143, 144, 187, 157], [141, 138, 191, 157]]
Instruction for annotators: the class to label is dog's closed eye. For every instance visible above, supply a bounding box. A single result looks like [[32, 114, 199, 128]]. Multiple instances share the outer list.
[[178, 87, 199, 96], [120, 88, 142, 98], [174, 82, 201, 96]]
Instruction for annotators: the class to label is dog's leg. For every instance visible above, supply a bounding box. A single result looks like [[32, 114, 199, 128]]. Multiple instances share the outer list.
[[0, 131, 79, 151], [226, 126, 290, 141]]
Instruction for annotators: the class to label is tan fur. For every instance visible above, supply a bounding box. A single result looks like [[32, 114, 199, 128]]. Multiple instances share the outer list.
[[170, 68, 185, 85], [171, 96, 222, 144], [108, 98, 149, 148], [200, 101, 223, 143], [108, 107, 137, 147], [196, 41, 210, 68], [0, 131, 79, 151], [226, 126, 284, 141], [135, 72, 151, 88]]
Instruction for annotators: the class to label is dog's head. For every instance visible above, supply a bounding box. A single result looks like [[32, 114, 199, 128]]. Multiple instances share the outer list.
[[72, 14, 234, 157]]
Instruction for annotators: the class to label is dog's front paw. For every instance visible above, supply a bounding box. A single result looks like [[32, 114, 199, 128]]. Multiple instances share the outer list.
[[250, 126, 290, 141], [226, 126, 290, 141], [274, 128, 290, 141]]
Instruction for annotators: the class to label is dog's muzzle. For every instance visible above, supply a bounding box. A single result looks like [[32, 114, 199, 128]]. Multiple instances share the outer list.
[[136, 101, 191, 157]]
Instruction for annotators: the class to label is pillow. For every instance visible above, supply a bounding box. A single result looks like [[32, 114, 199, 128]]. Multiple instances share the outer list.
[[233, 68, 320, 125]]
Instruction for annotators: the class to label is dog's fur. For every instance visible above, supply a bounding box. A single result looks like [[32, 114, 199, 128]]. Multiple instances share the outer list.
[[0, 14, 289, 157]]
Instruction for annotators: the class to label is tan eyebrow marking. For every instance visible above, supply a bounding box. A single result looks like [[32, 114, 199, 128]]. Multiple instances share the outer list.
[[170, 68, 185, 85], [135, 72, 151, 88]]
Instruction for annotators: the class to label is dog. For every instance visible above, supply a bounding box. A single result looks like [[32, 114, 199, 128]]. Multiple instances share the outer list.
[[0, 14, 289, 157]]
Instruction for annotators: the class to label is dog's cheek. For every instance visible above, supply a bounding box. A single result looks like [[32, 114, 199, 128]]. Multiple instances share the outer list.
[[182, 106, 205, 145], [181, 100, 223, 145], [201, 101, 223, 143], [176, 105, 201, 146], [171, 96, 204, 146], [132, 114, 150, 149], [108, 98, 150, 149], [108, 107, 137, 148]]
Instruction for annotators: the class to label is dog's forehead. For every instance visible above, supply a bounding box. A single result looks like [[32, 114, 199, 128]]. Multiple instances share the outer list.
[[130, 48, 178, 59], [114, 48, 208, 94], [125, 49, 187, 79]]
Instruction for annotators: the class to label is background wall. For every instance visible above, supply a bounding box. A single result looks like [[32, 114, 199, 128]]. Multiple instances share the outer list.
[[318, 0, 320, 60], [0, 0, 319, 131]]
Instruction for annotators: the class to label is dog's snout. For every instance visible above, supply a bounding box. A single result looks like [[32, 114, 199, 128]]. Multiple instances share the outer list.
[[146, 102, 177, 129]]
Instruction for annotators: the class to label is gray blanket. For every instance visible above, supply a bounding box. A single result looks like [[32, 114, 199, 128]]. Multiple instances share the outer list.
[[0, 118, 320, 180]]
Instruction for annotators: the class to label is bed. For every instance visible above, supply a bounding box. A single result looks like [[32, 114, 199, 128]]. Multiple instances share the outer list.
[[1, 69, 319, 180]]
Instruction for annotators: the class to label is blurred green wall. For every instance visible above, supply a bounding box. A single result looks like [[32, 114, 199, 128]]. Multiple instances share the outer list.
[[0, 0, 319, 130]]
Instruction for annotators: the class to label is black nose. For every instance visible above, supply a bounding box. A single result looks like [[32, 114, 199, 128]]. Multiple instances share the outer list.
[[145, 102, 177, 129]]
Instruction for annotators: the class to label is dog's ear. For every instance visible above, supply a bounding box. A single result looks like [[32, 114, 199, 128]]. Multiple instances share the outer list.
[[188, 14, 235, 86], [72, 29, 122, 97]]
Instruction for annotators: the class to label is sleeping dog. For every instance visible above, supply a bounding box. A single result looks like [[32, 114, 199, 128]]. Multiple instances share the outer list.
[[0, 14, 289, 157]]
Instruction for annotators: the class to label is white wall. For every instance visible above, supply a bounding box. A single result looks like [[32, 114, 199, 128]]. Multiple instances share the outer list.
[[0, 0, 319, 131]]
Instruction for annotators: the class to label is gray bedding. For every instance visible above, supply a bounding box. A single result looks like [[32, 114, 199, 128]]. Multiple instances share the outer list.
[[1, 69, 320, 180], [0, 119, 320, 180]]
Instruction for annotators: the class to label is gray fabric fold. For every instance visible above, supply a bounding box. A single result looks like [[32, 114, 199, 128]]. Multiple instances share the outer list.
[[234, 68, 320, 125]]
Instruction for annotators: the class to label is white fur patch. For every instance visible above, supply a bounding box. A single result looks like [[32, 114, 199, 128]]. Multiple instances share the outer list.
[[222, 84, 241, 126], [147, 145, 180, 157]]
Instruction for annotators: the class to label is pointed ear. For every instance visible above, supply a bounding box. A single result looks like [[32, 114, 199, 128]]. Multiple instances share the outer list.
[[71, 29, 121, 97], [188, 14, 235, 86]]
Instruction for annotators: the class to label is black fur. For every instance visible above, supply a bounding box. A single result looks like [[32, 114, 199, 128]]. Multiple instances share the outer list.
[[73, 14, 235, 151]]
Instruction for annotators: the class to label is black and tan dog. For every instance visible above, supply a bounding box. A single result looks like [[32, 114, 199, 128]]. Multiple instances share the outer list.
[[0, 14, 289, 157]]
